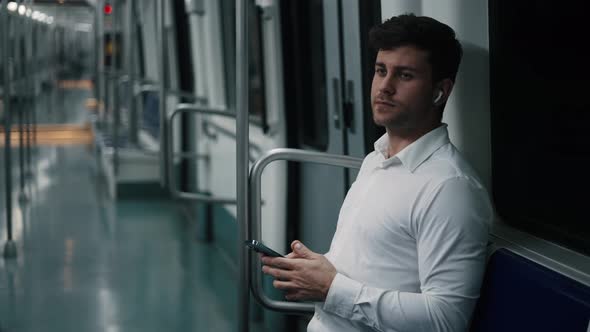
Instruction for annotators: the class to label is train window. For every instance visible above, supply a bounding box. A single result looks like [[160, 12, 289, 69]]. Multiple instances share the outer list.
[[248, 2, 267, 126], [489, 1, 590, 255], [212, 1, 267, 128], [104, 33, 121, 69], [135, 20, 146, 78], [173, 0, 193, 93], [281, 0, 328, 150]]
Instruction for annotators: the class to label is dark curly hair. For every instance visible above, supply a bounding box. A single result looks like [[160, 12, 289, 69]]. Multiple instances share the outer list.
[[369, 14, 463, 83]]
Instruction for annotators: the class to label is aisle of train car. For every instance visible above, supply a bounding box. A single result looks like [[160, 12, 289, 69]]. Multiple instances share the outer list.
[[0, 84, 266, 332]]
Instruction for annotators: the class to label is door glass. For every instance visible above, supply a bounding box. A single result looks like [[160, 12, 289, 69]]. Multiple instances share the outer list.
[[281, 0, 328, 150], [249, 2, 267, 123]]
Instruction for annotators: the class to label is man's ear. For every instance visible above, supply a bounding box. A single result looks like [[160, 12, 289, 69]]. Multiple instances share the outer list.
[[434, 78, 454, 105]]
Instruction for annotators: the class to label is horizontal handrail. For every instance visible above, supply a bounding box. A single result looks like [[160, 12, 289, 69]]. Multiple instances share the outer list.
[[172, 151, 208, 160], [125, 75, 156, 85], [167, 89, 206, 102], [101, 70, 157, 85], [117, 75, 131, 85], [102, 68, 125, 78], [131, 77, 157, 86], [248, 148, 363, 313], [202, 120, 261, 163], [134, 84, 159, 96], [166, 103, 237, 204], [170, 103, 236, 119], [132, 85, 204, 103]]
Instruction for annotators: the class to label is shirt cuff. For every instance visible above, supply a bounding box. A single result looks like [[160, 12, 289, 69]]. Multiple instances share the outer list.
[[322, 273, 363, 318]]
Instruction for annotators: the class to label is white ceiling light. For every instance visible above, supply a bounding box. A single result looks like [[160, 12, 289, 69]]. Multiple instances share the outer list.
[[32, 10, 40, 20], [47, 16, 54, 25], [26, 8, 32, 17], [18, 4, 26, 15], [7, 2, 18, 12]]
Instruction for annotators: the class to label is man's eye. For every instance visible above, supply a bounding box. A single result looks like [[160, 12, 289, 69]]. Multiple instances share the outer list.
[[399, 72, 413, 80], [375, 68, 386, 75]]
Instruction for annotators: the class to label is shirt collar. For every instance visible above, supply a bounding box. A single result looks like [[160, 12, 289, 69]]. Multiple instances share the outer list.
[[374, 124, 450, 172]]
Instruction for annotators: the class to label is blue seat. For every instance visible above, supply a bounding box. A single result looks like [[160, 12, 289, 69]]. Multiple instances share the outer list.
[[142, 92, 160, 139], [470, 248, 590, 331]]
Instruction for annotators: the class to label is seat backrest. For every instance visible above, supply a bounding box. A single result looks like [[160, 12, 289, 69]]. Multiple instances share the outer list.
[[142, 92, 160, 139], [470, 248, 590, 332]]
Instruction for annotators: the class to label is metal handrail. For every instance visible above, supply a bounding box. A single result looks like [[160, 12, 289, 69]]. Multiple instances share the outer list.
[[158, 0, 168, 188], [248, 148, 363, 313], [166, 103, 237, 204], [3, 2, 17, 258], [134, 84, 159, 96], [167, 88, 205, 102], [24, 1, 36, 181], [133, 83, 203, 101], [101, 70, 156, 86], [236, 0, 250, 329], [102, 68, 125, 79], [94, 0, 102, 118]]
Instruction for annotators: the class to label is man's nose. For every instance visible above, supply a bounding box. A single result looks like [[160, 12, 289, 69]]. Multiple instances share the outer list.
[[379, 75, 396, 95]]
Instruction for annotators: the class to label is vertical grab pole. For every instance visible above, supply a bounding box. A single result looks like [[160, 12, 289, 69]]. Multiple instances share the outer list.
[[24, 0, 32, 179], [47, 23, 53, 117], [107, 8, 116, 139], [96, 0, 104, 121], [16, 8, 27, 202], [3, 2, 17, 259], [112, 0, 120, 175], [48, 22, 55, 118], [157, 0, 169, 188], [236, 0, 250, 331], [128, 0, 138, 146], [17, 91, 26, 201], [31, 19, 37, 150], [94, 1, 100, 115]]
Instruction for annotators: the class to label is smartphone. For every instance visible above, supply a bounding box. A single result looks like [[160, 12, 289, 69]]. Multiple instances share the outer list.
[[244, 240, 284, 257]]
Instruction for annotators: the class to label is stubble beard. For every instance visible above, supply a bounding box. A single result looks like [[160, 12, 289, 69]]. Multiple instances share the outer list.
[[372, 104, 413, 131]]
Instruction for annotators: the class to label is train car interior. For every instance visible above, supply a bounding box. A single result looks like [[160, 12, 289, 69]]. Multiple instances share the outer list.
[[1, 0, 589, 331]]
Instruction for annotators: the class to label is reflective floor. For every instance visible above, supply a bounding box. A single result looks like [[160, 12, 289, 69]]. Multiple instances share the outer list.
[[0, 85, 265, 331]]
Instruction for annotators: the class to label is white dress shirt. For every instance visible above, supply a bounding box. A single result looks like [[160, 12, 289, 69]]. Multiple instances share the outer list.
[[308, 124, 492, 332]]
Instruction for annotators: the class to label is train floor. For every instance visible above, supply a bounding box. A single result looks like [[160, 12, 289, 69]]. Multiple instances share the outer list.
[[0, 82, 267, 331]]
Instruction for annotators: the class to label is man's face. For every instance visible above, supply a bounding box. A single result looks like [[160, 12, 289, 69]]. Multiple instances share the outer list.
[[371, 46, 438, 132]]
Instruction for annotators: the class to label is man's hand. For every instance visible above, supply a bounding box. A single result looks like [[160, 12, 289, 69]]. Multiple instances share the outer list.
[[261, 240, 337, 301]]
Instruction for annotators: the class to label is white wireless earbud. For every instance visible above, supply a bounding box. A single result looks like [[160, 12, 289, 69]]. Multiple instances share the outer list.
[[433, 90, 443, 104]]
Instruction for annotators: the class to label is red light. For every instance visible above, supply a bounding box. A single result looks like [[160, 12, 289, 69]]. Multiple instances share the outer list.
[[104, 4, 113, 15]]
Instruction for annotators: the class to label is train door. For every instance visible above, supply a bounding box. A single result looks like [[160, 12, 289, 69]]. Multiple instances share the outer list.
[[283, 0, 381, 256]]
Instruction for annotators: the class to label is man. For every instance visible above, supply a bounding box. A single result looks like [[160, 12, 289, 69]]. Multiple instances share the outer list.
[[262, 14, 492, 332]]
